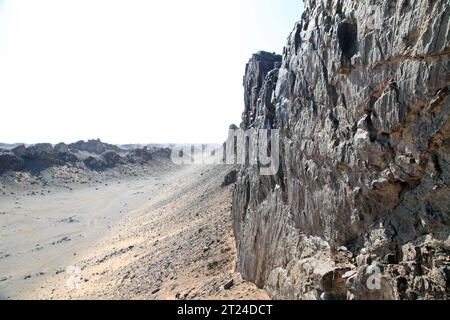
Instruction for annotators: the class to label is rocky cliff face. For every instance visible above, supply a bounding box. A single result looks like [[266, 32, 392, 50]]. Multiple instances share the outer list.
[[232, 0, 449, 299]]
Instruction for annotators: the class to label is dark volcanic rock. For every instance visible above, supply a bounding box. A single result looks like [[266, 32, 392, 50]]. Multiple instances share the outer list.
[[55, 152, 79, 164], [21, 144, 63, 173], [232, 0, 450, 300], [0, 143, 24, 150], [224, 279, 234, 290], [0, 153, 25, 174], [54, 142, 69, 154], [83, 156, 107, 171], [150, 147, 172, 159], [222, 169, 237, 187], [0, 140, 173, 175], [32, 143, 54, 154], [126, 147, 154, 164], [12, 145, 27, 157], [69, 139, 121, 155], [242, 51, 282, 129], [6, 144, 74, 174], [102, 151, 125, 168]]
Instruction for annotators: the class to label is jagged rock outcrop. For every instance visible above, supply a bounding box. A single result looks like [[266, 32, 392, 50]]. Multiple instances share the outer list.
[[222, 169, 238, 187], [232, 0, 449, 300], [242, 51, 282, 129], [83, 156, 108, 171], [0, 154, 24, 175], [68, 139, 121, 155], [0, 140, 171, 174], [11, 143, 73, 173], [126, 147, 154, 164], [54, 142, 70, 154]]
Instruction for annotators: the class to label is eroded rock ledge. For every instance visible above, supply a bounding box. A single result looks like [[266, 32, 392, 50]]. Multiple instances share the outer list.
[[232, 0, 449, 299]]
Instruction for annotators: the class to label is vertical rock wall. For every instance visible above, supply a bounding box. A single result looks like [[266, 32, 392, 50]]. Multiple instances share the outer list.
[[232, 0, 449, 299]]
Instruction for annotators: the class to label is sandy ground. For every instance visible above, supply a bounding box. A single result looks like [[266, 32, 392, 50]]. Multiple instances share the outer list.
[[0, 162, 268, 300]]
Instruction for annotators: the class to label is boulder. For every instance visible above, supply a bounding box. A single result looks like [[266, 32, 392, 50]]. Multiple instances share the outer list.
[[222, 169, 237, 187], [102, 151, 125, 168], [83, 156, 107, 171], [54, 142, 69, 153]]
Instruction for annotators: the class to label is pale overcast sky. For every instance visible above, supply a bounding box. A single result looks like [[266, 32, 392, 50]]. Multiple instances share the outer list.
[[0, 0, 303, 144]]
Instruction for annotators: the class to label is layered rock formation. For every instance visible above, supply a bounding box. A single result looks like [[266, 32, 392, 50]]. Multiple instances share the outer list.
[[232, 0, 449, 299]]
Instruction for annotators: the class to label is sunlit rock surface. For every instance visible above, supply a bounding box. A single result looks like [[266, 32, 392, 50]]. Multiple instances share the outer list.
[[232, 0, 449, 300]]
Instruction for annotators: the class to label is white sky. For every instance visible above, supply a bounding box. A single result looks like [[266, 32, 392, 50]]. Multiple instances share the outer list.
[[0, 0, 303, 144]]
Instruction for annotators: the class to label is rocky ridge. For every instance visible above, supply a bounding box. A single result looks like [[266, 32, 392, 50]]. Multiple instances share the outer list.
[[0, 139, 171, 175], [232, 0, 449, 299]]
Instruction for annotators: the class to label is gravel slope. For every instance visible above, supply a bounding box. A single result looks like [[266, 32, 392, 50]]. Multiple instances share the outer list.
[[0, 162, 268, 300]]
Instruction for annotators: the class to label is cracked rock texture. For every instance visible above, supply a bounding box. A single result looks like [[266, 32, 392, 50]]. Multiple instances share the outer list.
[[232, 0, 449, 300]]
